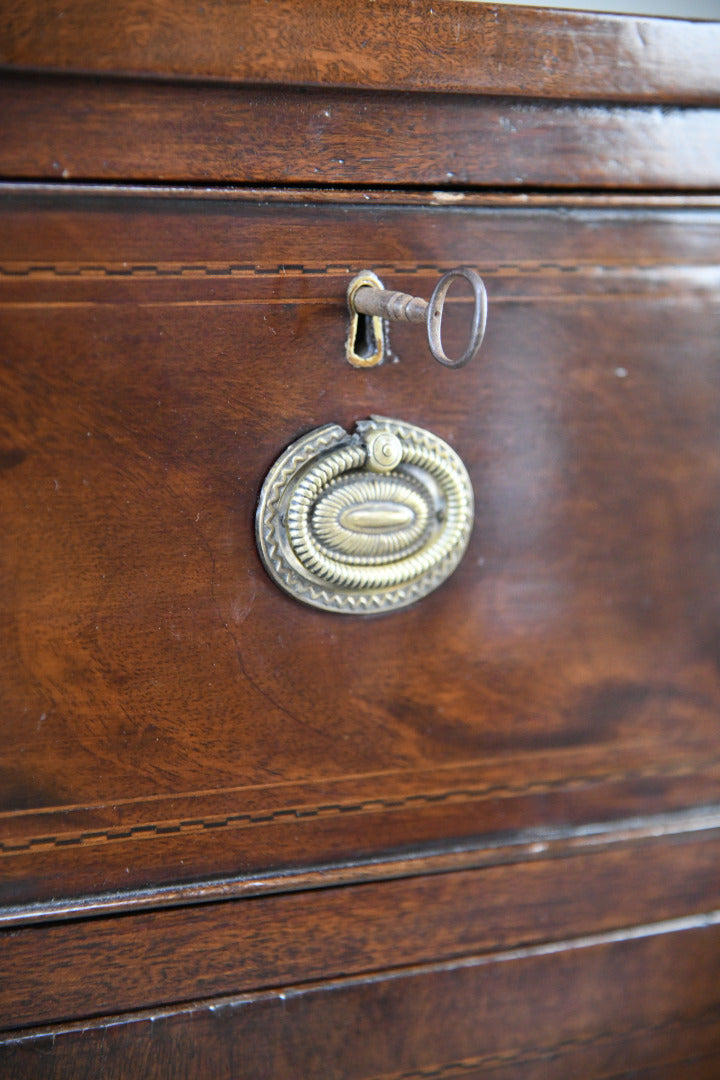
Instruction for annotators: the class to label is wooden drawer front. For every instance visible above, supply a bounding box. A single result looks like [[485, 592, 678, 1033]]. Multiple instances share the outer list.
[[2, 828, 720, 1031], [4, 917, 720, 1080], [1, 189, 719, 908]]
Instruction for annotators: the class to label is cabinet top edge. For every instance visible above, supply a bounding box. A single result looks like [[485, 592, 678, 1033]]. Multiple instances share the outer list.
[[1, 0, 720, 106]]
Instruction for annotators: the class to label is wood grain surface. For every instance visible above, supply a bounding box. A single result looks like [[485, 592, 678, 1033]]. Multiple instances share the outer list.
[[3, 76, 720, 190], [2, 0, 720, 104], [2, 827, 720, 1030], [3, 2, 720, 1073], [1, 188, 719, 910], [3, 917, 720, 1078]]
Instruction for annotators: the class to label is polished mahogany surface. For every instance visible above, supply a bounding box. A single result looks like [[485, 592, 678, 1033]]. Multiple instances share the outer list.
[[3, 0, 720, 103], [1, 190, 719, 906], [3, 77, 720, 190], [1, 1, 720, 1076], [6, 920, 720, 1079]]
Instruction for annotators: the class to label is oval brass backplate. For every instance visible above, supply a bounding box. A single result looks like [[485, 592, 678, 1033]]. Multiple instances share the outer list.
[[255, 416, 474, 614]]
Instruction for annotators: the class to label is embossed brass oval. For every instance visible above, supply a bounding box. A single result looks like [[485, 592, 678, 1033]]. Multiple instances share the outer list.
[[340, 503, 415, 531], [313, 475, 431, 564], [255, 416, 474, 614]]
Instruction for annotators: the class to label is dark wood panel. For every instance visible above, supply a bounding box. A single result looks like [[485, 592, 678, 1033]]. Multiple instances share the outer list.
[[3, 918, 720, 1078], [3, 190, 719, 265], [4, 803, 718, 926], [2, 3, 719, 1072], [1, 191, 719, 905], [3, 76, 720, 190], [1, 0, 720, 104], [3, 765, 720, 911], [2, 828, 720, 1030]]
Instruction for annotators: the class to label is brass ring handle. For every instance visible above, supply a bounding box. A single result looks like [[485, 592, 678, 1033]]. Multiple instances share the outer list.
[[348, 267, 487, 368], [256, 416, 474, 614]]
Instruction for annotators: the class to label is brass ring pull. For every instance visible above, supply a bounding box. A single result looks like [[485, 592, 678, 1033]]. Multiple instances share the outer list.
[[256, 416, 474, 614], [347, 267, 487, 369]]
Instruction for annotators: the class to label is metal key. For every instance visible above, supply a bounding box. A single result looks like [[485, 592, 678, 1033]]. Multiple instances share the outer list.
[[347, 267, 487, 369]]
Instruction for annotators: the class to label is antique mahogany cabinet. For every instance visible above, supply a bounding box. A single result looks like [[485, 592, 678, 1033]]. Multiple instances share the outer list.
[[2, 1, 720, 1076]]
